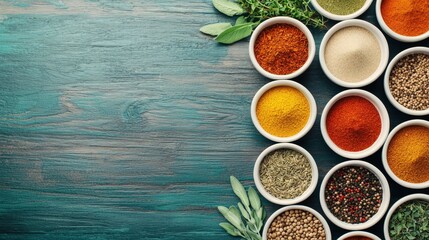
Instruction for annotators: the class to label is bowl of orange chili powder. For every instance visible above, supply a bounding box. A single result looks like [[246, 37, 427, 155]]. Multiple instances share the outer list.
[[251, 80, 317, 142], [376, 0, 429, 42], [382, 119, 429, 189], [248, 16, 316, 80], [320, 89, 390, 159]]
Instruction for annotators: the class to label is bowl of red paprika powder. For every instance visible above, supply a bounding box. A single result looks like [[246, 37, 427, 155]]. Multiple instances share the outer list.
[[320, 89, 390, 159], [320, 160, 391, 230], [249, 17, 316, 80], [381, 119, 429, 189], [376, 0, 429, 42]]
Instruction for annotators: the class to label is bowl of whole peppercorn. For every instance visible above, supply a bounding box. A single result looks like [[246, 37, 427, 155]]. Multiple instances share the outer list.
[[383, 194, 429, 240], [338, 231, 381, 240], [320, 160, 390, 230], [248, 16, 316, 80], [384, 47, 429, 116], [262, 205, 332, 240]]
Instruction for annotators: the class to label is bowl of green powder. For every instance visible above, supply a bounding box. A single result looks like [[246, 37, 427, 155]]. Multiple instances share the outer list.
[[253, 143, 318, 205], [319, 19, 389, 88], [384, 194, 429, 240], [311, 0, 373, 21]]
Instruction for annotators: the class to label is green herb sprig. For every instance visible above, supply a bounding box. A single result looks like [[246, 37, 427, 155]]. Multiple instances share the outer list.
[[389, 200, 429, 240], [200, 0, 325, 44], [218, 176, 266, 240]]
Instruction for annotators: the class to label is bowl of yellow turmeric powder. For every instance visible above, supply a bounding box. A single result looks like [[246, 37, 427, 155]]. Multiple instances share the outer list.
[[382, 119, 429, 189], [251, 80, 317, 142]]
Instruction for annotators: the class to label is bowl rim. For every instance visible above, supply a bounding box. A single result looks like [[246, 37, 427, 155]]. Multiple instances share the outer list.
[[319, 160, 391, 230], [251, 80, 317, 142], [383, 194, 429, 240], [337, 231, 382, 240], [381, 119, 429, 188], [249, 16, 316, 80], [383, 47, 429, 116], [319, 19, 389, 88], [310, 0, 373, 21], [253, 143, 319, 205], [375, 0, 429, 42], [320, 89, 390, 159], [262, 205, 332, 240]]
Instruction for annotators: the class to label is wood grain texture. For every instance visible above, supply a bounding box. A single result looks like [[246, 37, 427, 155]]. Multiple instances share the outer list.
[[0, 1, 428, 239]]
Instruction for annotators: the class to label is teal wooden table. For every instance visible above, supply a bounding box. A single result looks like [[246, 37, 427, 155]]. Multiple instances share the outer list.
[[0, 1, 428, 239]]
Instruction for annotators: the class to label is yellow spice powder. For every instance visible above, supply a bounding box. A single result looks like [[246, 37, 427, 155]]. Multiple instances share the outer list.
[[256, 86, 310, 137], [387, 125, 429, 183]]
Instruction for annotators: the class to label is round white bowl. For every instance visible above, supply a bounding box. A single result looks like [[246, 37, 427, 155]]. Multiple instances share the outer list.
[[253, 143, 318, 205], [381, 119, 429, 189], [311, 0, 373, 21], [251, 80, 317, 142], [320, 160, 391, 230], [249, 16, 316, 80], [320, 89, 390, 159], [384, 194, 429, 240], [375, 0, 429, 42], [338, 231, 382, 240], [262, 205, 332, 240], [319, 19, 389, 88], [383, 47, 429, 116]]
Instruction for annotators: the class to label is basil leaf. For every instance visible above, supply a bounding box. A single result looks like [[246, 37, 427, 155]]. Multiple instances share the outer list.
[[215, 23, 253, 44], [199, 22, 232, 36], [229, 176, 250, 208], [219, 222, 240, 237], [248, 186, 261, 210], [212, 0, 245, 16]]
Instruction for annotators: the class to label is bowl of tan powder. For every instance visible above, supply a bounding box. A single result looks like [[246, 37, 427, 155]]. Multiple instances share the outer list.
[[319, 19, 389, 88], [384, 47, 429, 116], [382, 119, 429, 189], [251, 80, 317, 142], [254, 143, 318, 205]]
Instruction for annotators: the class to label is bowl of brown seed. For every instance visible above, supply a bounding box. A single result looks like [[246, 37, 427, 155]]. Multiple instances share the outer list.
[[384, 47, 429, 116], [262, 205, 331, 240], [253, 143, 318, 205], [338, 231, 381, 240]]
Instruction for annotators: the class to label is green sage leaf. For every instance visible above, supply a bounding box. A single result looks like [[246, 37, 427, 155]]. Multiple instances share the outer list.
[[229, 176, 250, 208], [256, 206, 263, 220], [248, 186, 261, 210], [199, 22, 232, 36], [219, 222, 240, 237], [238, 202, 250, 220], [235, 16, 247, 25], [212, 0, 245, 16], [215, 23, 253, 44], [218, 206, 243, 231], [229, 206, 241, 221]]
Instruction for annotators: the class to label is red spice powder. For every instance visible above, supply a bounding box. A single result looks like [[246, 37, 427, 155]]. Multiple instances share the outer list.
[[326, 96, 381, 152], [254, 23, 308, 75], [344, 237, 372, 240], [381, 0, 429, 36]]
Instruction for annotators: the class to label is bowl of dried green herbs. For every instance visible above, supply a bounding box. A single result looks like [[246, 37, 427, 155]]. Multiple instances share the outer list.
[[253, 143, 318, 205], [384, 193, 429, 240]]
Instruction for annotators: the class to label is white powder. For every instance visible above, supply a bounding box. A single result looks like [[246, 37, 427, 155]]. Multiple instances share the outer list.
[[324, 26, 381, 83]]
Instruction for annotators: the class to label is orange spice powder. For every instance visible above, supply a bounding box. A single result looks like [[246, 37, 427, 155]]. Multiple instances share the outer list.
[[254, 23, 309, 75]]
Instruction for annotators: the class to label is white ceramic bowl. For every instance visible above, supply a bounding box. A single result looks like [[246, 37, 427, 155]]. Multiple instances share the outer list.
[[311, 0, 373, 21], [251, 80, 317, 142], [319, 19, 389, 88], [384, 194, 429, 240], [320, 160, 391, 230], [249, 17, 316, 80], [320, 89, 390, 159], [338, 231, 382, 240], [262, 205, 332, 240], [375, 0, 429, 42], [381, 119, 429, 189], [253, 143, 318, 205], [384, 47, 429, 116]]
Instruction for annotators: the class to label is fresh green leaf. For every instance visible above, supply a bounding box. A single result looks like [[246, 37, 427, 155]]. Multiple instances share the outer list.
[[230, 176, 250, 208], [235, 16, 247, 25], [248, 187, 261, 210], [229, 206, 242, 221], [218, 206, 244, 231], [215, 23, 252, 44], [238, 202, 250, 220], [219, 222, 241, 237], [212, 0, 245, 16], [199, 22, 232, 36]]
